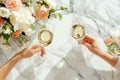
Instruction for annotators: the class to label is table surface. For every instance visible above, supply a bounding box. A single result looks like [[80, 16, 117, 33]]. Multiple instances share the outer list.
[[1, 0, 120, 80]]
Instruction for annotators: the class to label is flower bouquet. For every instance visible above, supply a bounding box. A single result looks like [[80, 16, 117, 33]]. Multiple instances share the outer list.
[[0, 0, 67, 48], [104, 29, 120, 56]]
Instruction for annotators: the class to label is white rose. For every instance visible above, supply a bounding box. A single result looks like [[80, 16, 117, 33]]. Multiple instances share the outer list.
[[17, 22, 34, 36], [26, 7, 35, 14], [18, 8, 35, 25], [23, 28, 34, 36], [9, 11, 20, 26], [45, 0, 56, 9], [0, 7, 10, 18], [10, 7, 35, 36]]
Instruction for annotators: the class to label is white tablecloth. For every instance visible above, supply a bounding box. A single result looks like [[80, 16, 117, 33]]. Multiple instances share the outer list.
[[1, 0, 120, 80]]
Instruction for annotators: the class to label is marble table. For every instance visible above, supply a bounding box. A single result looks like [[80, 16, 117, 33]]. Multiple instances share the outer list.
[[1, 0, 120, 80]]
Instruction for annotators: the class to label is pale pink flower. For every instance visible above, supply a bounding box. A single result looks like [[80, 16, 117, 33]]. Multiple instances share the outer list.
[[5, 0, 23, 11], [35, 6, 49, 19], [104, 36, 114, 44]]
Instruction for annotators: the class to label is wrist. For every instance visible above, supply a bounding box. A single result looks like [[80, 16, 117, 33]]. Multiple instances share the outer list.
[[16, 52, 24, 60], [96, 51, 118, 66]]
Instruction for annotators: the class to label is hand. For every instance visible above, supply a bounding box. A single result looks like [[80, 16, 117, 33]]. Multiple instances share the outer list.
[[79, 34, 104, 55], [18, 44, 45, 59]]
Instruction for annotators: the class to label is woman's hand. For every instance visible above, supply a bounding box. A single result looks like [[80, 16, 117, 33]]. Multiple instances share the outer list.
[[0, 44, 45, 80], [18, 44, 45, 59], [79, 34, 118, 67], [79, 34, 104, 55]]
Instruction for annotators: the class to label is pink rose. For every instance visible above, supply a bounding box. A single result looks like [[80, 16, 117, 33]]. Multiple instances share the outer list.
[[104, 36, 114, 44], [35, 6, 49, 19], [5, 0, 23, 11]]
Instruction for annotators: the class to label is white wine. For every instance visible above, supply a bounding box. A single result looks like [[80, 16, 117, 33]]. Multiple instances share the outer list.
[[38, 30, 53, 46], [72, 24, 85, 41]]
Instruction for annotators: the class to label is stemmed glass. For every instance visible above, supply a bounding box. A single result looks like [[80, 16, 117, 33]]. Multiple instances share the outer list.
[[71, 24, 85, 42], [71, 14, 86, 47], [30, 28, 53, 66], [38, 29, 53, 46]]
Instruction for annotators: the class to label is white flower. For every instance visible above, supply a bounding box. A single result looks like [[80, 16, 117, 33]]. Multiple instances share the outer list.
[[9, 7, 35, 36], [18, 8, 35, 24], [0, 7, 10, 18], [17, 23, 34, 36], [26, 7, 34, 14], [45, 0, 56, 9], [9, 11, 19, 26], [3, 28, 12, 34], [23, 28, 34, 36]]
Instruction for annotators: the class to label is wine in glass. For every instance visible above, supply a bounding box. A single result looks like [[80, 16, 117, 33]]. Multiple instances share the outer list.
[[72, 24, 85, 41], [38, 29, 53, 46], [30, 29, 53, 66]]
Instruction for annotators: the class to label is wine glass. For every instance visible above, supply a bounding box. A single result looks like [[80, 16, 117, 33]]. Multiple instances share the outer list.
[[71, 24, 85, 42], [71, 23, 95, 61], [30, 29, 53, 66], [38, 29, 53, 46]]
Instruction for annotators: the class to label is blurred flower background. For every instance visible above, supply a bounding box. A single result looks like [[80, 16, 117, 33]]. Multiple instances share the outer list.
[[104, 29, 120, 56], [0, 0, 67, 47]]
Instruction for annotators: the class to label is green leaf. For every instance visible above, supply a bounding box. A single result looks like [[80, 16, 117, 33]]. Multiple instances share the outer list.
[[49, 8, 56, 13], [60, 6, 68, 10], [30, 24, 35, 30], [58, 13, 63, 20], [52, 13, 63, 20], [41, 25, 46, 28], [2, 33, 11, 41]]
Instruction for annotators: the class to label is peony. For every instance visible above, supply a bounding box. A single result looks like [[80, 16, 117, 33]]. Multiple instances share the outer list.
[[44, 0, 56, 9], [10, 8, 35, 26], [5, 0, 23, 11], [0, 7, 10, 18], [9, 7, 35, 36], [26, 7, 35, 14], [9, 11, 19, 26], [35, 6, 49, 19], [16, 23, 34, 36]]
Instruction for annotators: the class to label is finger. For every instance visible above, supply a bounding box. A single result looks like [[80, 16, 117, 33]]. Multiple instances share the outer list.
[[32, 46, 45, 56], [32, 47, 41, 54], [85, 34, 95, 40], [40, 46, 45, 56], [83, 35, 94, 44], [79, 40, 85, 45], [31, 44, 42, 49]]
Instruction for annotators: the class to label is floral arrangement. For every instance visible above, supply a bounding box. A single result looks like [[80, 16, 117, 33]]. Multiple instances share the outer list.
[[0, 0, 67, 47], [104, 29, 120, 56]]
